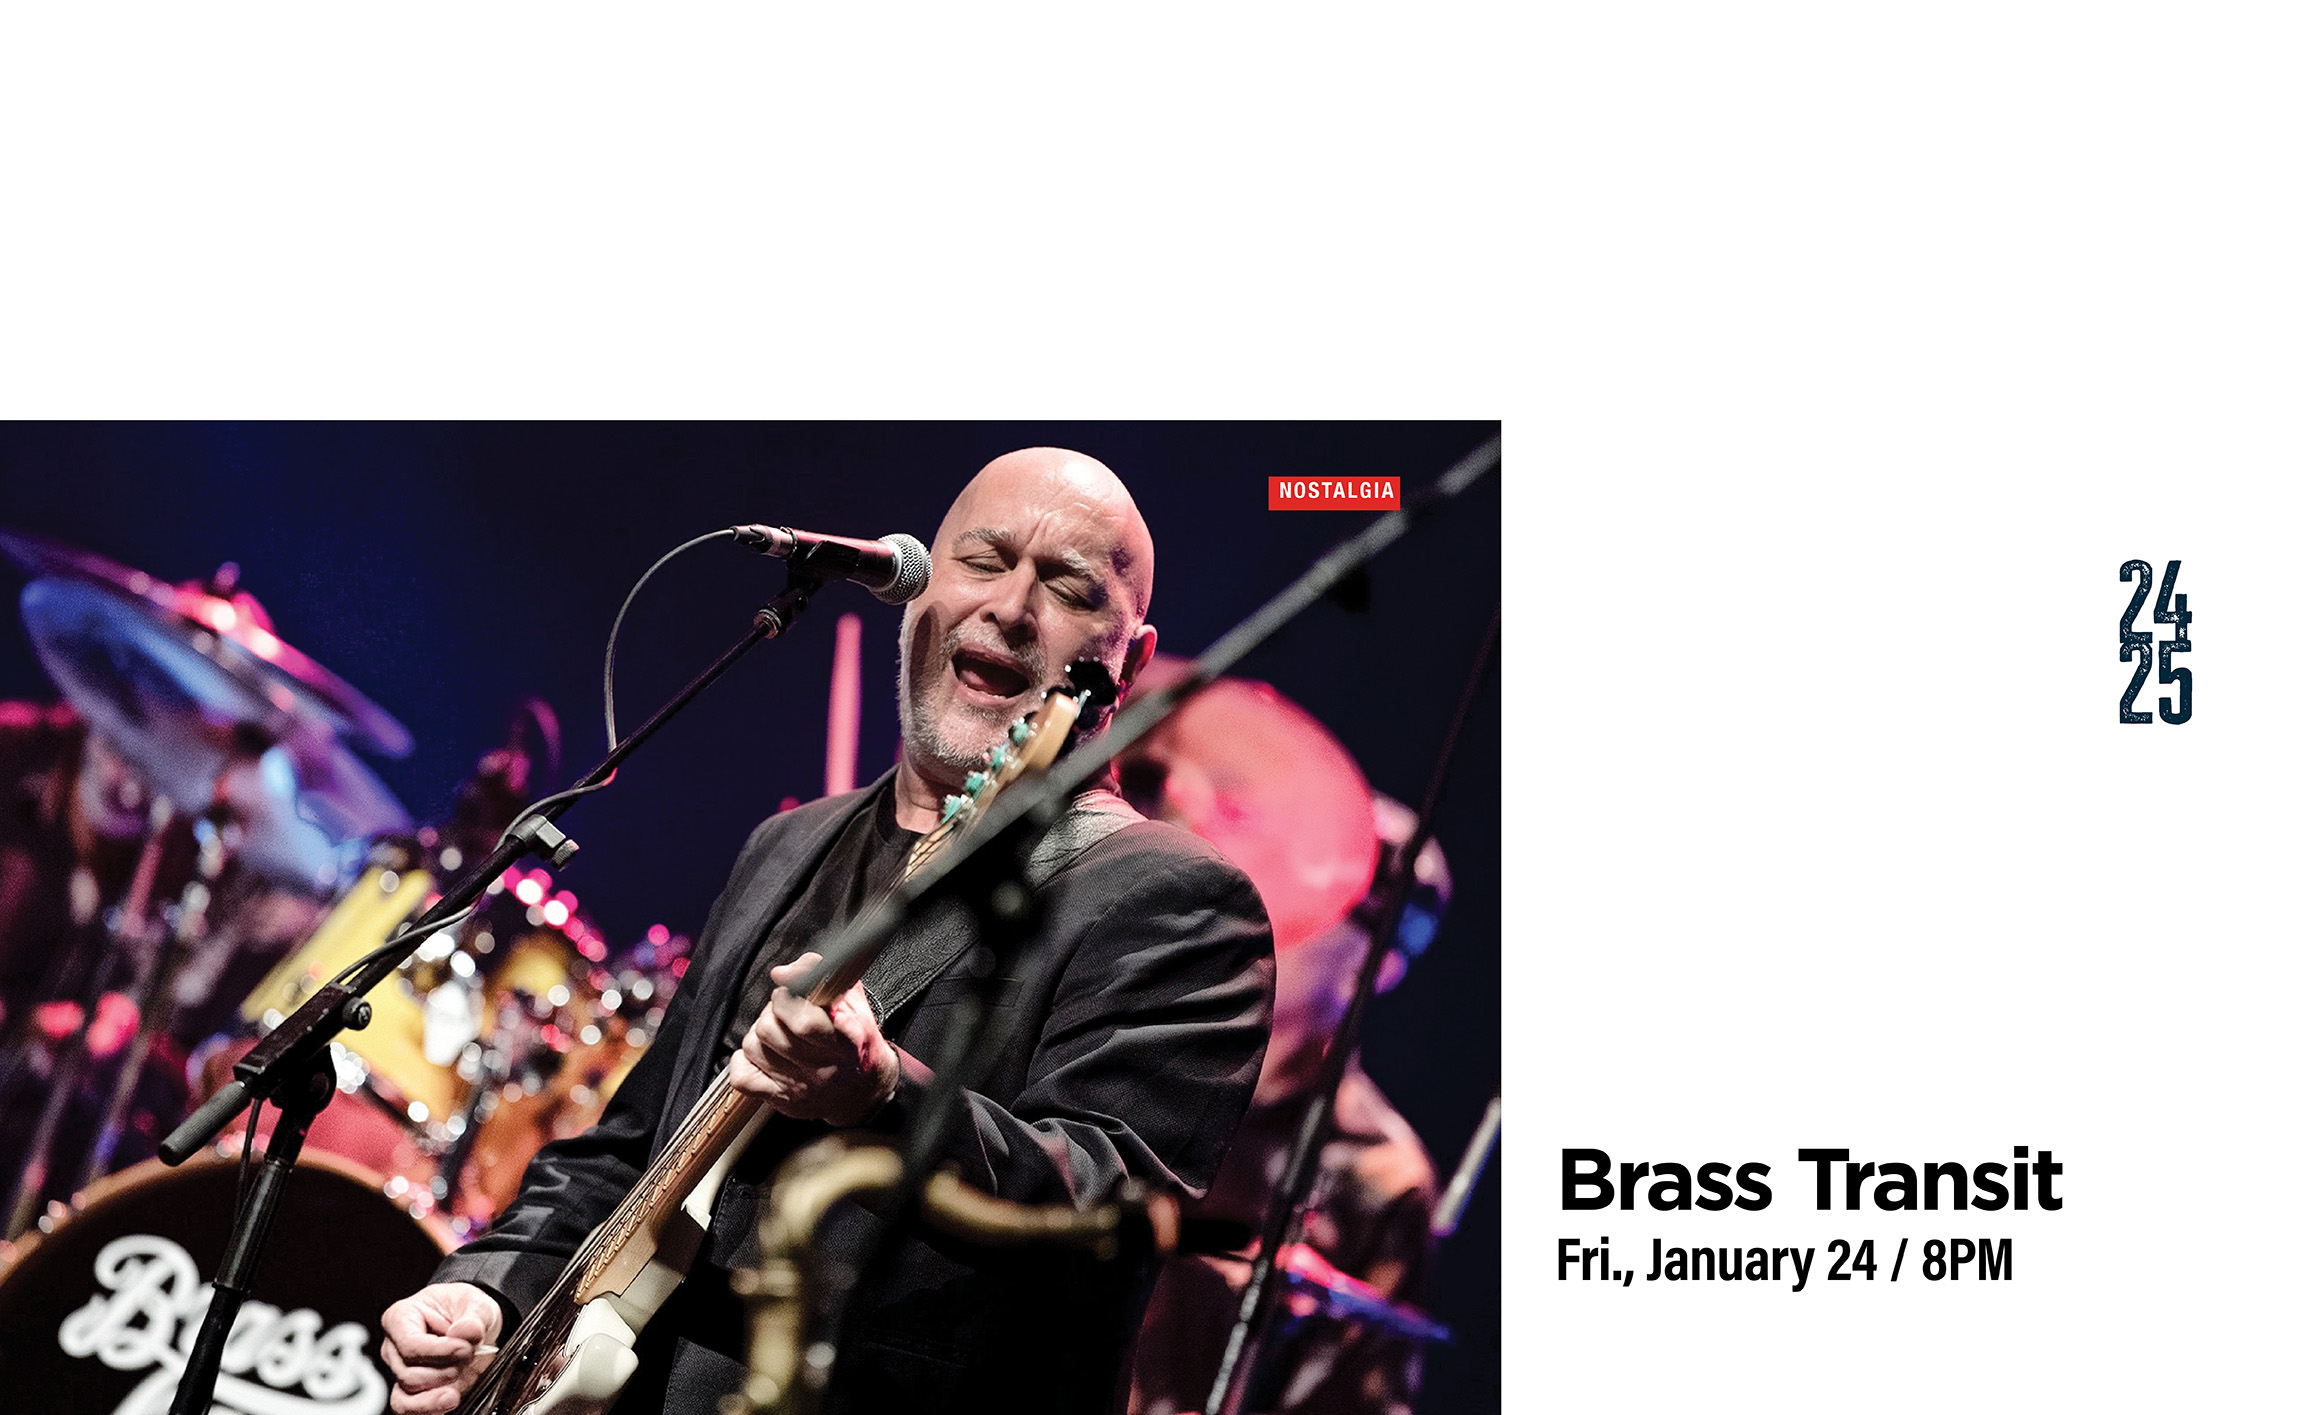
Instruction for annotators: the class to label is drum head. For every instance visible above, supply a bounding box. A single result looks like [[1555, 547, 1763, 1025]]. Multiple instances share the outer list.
[[0, 1153, 444, 1413]]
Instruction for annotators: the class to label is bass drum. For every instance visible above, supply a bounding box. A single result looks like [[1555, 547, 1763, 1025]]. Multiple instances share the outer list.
[[0, 1152, 444, 1414]]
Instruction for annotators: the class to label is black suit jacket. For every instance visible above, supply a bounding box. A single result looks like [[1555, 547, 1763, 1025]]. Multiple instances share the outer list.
[[434, 772, 1274, 1414]]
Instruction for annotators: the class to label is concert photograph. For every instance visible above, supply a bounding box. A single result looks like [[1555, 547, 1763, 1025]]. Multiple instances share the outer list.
[[0, 422, 1502, 1415]]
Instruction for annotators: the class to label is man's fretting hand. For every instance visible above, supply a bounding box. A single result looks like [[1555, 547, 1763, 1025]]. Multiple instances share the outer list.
[[729, 951, 900, 1127]]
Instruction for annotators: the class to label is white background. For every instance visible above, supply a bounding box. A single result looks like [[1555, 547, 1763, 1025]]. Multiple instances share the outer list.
[[6, 5, 2297, 1408], [1529, 9, 2298, 1406]]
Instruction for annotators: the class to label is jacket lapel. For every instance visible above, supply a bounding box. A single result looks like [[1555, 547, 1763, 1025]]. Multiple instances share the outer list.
[[660, 770, 892, 1132]]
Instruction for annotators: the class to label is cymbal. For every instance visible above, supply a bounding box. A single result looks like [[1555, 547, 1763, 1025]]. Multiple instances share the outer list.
[[210, 720, 411, 892], [3, 530, 412, 891], [0, 529, 411, 758], [1119, 657, 1377, 950]]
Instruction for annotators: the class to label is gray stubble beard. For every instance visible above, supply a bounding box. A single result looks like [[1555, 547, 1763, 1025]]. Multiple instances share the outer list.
[[896, 613, 1027, 787], [895, 608, 1127, 790]]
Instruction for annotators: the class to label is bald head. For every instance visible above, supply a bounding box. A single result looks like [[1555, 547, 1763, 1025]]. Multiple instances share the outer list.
[[935, 448, 1155, 624], [894, 447, 1162, 808]]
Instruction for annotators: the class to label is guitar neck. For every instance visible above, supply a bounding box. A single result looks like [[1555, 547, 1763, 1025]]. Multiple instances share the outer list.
[[571, 1066, 765, 1303]]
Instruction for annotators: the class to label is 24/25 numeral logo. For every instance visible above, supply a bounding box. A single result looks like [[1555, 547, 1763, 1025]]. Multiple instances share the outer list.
[[2118, 559, 2191, 725]]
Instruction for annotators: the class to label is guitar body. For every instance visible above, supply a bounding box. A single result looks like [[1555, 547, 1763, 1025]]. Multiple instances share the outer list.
[[459, 1106, 767, 1415], [478, 1256, 673, 1415]]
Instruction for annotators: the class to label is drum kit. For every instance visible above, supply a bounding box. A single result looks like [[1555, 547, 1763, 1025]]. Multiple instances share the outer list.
[[0, 530, 684, 1406]]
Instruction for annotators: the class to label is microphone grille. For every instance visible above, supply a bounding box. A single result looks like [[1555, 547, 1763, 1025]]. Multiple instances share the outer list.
[[873, 533, 932, 604]]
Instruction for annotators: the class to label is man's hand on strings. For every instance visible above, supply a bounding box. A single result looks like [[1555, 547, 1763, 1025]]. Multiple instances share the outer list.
[[730, 951, 901, 1127]]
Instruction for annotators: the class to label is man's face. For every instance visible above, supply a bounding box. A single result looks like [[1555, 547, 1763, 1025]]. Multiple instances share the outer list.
[[897, 456, 1153, 789]]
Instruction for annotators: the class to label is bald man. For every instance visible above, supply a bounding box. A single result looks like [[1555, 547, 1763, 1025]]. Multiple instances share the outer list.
[[382, 451, 1274, 1415]]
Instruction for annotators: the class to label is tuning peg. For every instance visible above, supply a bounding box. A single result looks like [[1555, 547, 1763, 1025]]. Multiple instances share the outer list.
[[964, 771, 988, 794], [940, 794, 970, 823]]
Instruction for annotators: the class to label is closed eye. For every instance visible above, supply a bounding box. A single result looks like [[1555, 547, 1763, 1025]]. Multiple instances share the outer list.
[[952, 530, 1107, 610], [1043, 574, 1101, 610]]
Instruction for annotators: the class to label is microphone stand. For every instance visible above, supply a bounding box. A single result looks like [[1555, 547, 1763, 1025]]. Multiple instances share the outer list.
[[784, 436, 1501, 1397], [1203, 600, 1499, 1415], [157, 569, 827, 1415]]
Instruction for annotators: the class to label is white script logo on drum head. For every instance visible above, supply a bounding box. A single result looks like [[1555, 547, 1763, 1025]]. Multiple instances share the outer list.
[[57, 1232, 389, 1415]]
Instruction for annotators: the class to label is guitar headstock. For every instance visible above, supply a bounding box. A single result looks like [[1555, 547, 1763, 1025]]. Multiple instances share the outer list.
[[936, 659, 1119, 828]]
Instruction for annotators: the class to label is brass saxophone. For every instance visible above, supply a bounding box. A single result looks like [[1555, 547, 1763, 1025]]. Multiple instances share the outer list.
[[721, 1133, 1178, 1415]]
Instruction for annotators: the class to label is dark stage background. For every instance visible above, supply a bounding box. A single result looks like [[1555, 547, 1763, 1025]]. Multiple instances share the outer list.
[[0, 422, 1501, 1411]]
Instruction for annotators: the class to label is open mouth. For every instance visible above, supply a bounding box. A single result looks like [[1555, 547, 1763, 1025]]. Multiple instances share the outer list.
[[951, 647, 1032, 701]]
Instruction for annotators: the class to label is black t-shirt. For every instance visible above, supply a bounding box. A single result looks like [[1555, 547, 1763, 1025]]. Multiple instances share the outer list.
[[712, 782, 919, 1065]]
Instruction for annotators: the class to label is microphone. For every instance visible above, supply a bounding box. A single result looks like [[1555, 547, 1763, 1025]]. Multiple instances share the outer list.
[[732, 526, 932, 604]]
